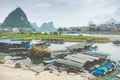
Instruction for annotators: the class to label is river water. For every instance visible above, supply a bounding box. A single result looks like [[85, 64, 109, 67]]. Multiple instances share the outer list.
[[82, 33, 120, 41], [82, 34, 120, 60], [49, 42, 120, 61], [95, 43, 120, 60], [49, 34, 120, 61], [63, 33, 120, 40]]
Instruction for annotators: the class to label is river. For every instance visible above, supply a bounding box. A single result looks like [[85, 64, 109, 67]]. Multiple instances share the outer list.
[[82, 33, 120, 41], [95, 42, 120, 60], [82, 34, 120, 60], [49, 42, 120, 61], [49, 34, 120, 61], [63, 33, 120, 40]]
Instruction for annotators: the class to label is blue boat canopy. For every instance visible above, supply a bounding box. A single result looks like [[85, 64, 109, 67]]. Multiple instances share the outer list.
[[0, 39, 29, 45], [0, 39, 22, 44]]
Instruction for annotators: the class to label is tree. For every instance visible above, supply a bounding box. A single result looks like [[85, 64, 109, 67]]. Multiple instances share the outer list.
[[96, 27, 101, 31], [44, 32, 48, 35], [50, 32, 53, 35], [53, 32, 58, 35], [57, 27, 63, 32]]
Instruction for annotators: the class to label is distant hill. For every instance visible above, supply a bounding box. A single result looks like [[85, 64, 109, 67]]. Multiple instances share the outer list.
[[30, 22, 39, 32], [105, 18, 118, 24], [39, 22, 57, 32], [0, 7, 34, 31], [88, 21, 95, 26]]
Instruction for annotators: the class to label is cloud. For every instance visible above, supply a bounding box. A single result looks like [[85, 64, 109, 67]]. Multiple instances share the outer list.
[[0, 0, 120, 27], [114, 7, 120, 20], [36, 3, 52, 8]]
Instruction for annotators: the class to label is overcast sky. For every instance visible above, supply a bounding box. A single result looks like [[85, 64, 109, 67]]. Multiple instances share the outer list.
[[0, 0, 120, 27]]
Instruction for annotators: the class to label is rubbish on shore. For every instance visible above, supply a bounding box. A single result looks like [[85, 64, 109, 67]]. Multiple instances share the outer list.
[[10, 57, 26, 60], [43, 58, 53, 65], [116, 73, 120, 78], [15, 63, 22, 68]]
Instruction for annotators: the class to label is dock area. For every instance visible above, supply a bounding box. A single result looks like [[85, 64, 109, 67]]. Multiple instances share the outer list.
[[0, 39, 120, 80]]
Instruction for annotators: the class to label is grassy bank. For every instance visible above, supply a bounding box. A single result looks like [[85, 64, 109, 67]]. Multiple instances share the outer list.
[[0, 32, 110, 43]]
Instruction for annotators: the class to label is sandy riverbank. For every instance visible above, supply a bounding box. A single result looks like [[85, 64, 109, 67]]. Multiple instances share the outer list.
[[0, 63, 96, 80]]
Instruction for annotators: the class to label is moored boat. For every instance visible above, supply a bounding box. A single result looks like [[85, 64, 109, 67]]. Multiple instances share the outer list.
[[113, 40, 120, 44]]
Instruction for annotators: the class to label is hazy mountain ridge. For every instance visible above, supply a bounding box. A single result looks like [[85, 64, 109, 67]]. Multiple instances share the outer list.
[[105, 18, 118, 24], [0, 7, 34, 31], [0, 7, 57, 32], [30, 22, 40, 32], [39, 22, 57, 32]]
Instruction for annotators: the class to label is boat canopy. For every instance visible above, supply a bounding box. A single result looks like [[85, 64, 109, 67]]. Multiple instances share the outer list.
[[65, 53, 99, 64], [76, 53, 99, 59], [65, 55, 87, 63], [0, 39, 22, 44], [66, 43, 91, 50], [73, 53, 99, 60], [0, 39, 30, 48], [51, 51, 72, 58], [54, 59, 84, 69], [0, 39, 30, 45], [82, 51, 109, 58]]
